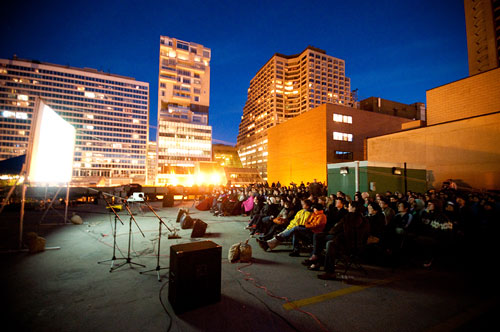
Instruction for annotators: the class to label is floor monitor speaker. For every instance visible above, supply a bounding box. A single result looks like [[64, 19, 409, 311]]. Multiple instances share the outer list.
[[191, 219, 207, 237]]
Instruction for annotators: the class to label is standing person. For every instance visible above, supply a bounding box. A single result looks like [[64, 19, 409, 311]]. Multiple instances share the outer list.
[[309, 179, 322, 198]]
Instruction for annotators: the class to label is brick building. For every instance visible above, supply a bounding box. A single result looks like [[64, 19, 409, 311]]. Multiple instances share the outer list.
[[359, 97, 426, 121], [367, 67, 500, 190], [266, 103, 411, 185]]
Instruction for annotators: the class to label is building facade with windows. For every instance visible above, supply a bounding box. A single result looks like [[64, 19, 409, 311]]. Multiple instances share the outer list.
[[146, 141, 158, 185], [267, 103, 411, 186], [464, 0, 500, 75], [212, 143, 243, 168], [236, 46, 353, 180], [0, 58, 149, 185], [359, 97, 426, 121], [156, 36, 212, 185]]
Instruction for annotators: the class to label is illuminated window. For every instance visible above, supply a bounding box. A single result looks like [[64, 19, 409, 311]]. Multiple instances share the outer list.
[[333, 132, 353, 142], [333, 113, 352, 123]]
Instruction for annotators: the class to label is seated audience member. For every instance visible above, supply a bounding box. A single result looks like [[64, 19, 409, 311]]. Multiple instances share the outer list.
[[250, 196, 281, 235], [317, 201, 370, 280], [391, 201, 414, 233], [250, 195, 265, 218], [220, 189, 240, 216], [379, 198, 395, 226], [287, 203, 327, 256], [416, 200, 453, 267], [211, 190, 229, 216], [385, 201, 413, 252], [367, 201, 385, 241], [256, 199, 296, 240], [389, 195, 399, 212], [241, 193, 254, 216], [257, 199, 312, 251], [304, 198, 348, 270], [195, 195, 213, 211]]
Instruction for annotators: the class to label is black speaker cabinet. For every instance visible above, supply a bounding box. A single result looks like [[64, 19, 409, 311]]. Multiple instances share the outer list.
[[162, 194, 174, 207], [191, 219, 207, 237], [168, 241, 222, 313]]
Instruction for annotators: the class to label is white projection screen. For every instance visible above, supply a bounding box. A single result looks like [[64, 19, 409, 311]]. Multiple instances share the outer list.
[[27, 100, 76, 184]]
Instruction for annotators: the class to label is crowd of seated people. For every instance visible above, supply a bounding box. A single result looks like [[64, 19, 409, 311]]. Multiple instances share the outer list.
[[194, 180, 499, 279]]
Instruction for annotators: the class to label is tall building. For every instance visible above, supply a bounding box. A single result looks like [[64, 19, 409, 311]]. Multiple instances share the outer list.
[[236, 46, 352, 180], [464, 0, 500, 75], [0, 57, 149, 185], [146, 141, 158, 185], [156, 36, 212, 185]]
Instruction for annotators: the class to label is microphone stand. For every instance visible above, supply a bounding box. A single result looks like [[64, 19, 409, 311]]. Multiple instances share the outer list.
[[98, 195, 127, 271], [140, 200, 180, 281], [110, 199, 146, 272]]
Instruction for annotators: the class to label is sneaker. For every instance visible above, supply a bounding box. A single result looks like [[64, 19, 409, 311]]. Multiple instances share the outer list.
[[289, 251, 300, 257], [308, 263, 321, 271], [256, 239, 269, 251], [317, 272, 337, 280], [302, 258, 317, 266]]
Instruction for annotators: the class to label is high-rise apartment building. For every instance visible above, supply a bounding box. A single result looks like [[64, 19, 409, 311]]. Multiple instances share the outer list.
[[146, 141, 158, 185], [464, 0, 500, 75], [236, 46, 352, 180], [156, 36, 212, 185], [0, 58, 149, 185]]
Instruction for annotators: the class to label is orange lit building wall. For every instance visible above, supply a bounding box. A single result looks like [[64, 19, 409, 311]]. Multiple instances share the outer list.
[[367, 112, 500, 190], [267, 106, 327, 185], [464, 0, 499, 75], [427, 67, 500, 125], [268, 103, 410, 186]]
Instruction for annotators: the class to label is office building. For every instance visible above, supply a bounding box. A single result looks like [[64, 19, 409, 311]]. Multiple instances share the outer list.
[[156, 36, 212, 185], [146, 141, 158, 185], [464, 0, 500, 75], [237, 46, 352, 180], [0, 57, 149, 185], [267, 103, 411, 185], [212, 144, 242, 168]]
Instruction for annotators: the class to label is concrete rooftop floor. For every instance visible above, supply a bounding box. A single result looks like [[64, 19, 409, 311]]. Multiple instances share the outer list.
[[2, 200, 498, 332]]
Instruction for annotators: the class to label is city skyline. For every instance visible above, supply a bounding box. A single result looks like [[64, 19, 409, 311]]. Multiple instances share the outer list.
[[1, 0, 468, 145]]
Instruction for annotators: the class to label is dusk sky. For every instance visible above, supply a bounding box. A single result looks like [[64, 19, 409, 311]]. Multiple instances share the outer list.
[[1, 0, 468, 145]]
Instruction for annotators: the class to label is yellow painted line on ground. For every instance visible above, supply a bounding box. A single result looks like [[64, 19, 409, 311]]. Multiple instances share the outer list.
[[424, 299, 497, 332], [283, 277, 398, 311]]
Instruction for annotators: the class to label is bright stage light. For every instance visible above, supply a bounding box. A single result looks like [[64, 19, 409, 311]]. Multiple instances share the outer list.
[[28, 100, 76, 184]]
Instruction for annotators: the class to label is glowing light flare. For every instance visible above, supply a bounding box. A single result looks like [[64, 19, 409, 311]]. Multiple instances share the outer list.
[[28, 101, 75, 184]]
